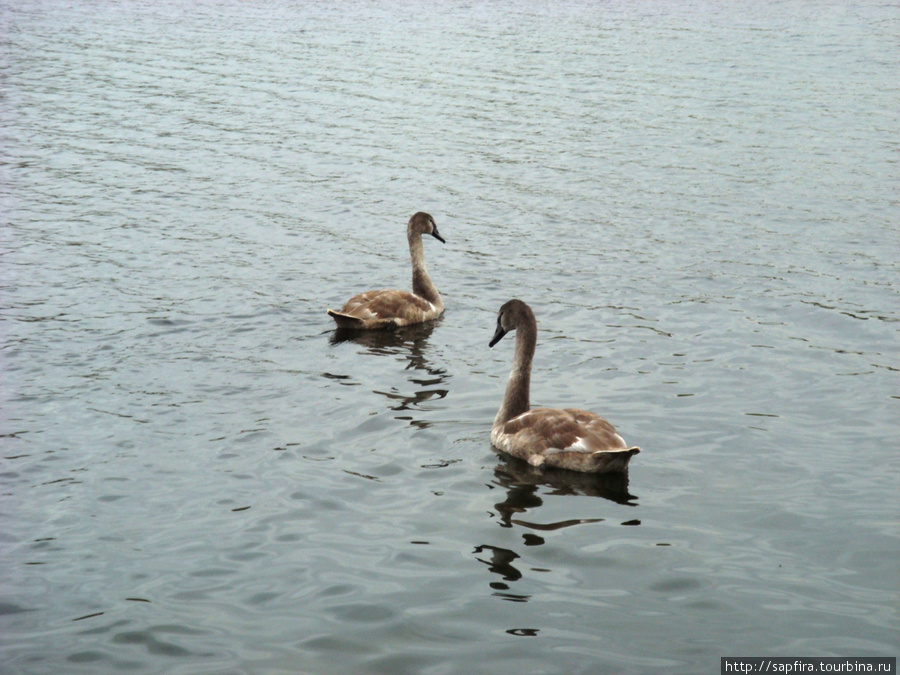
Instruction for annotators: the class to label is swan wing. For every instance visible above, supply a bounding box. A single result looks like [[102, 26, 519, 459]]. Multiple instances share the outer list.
[[328, 289, 440, 328], [493, 408, 639, 473]]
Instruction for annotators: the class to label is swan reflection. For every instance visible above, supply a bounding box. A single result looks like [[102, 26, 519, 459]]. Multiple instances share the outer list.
[[473, 544, 530, 603], [492, 453, 638, 526], [327, 320, 449, 428], [474, 454, 639, 601]]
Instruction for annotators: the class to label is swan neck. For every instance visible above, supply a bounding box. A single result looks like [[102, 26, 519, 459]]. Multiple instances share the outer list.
[[496, 319, 536, 425], [408, 230, 442, 307]]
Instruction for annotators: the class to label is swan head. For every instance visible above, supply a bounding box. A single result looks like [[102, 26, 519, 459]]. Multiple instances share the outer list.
[[489, 299, 534, 347], [408, 212, 445, 244]]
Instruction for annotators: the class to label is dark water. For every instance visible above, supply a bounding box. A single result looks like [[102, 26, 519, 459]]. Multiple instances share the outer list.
[[1, 1, 898, 673]]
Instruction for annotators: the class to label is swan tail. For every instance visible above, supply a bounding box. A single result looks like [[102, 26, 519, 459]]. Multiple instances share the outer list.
[[327, 309, 397, 330], [590, 446, 640, 473], [327, 309, 366, 329]]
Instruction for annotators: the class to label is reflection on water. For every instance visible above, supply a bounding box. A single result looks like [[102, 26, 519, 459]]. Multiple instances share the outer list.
[[4, 0, 897, 670], [328, 320, 449, 429], [492, 455, 639, 517], [328, 318, 442, 356], [474, 544, 531, 603], [476, 456, 640, 602]]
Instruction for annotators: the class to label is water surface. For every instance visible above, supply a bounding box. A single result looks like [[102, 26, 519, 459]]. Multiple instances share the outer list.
[[1, 1, 898, 673]]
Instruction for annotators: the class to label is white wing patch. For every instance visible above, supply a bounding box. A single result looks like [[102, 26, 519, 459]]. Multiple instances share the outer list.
[[565, 437, 588, 451], [544, 437, 587, 456]]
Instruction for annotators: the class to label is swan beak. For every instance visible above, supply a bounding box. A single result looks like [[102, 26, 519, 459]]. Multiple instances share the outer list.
[[489, 325, 507, 348], [431, 227, 446, 244]]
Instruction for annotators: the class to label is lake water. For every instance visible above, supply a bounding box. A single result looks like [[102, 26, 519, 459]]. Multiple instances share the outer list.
[[1, 0, 898, 673]]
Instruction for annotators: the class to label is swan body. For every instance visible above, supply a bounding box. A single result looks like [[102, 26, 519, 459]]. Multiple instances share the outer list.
[[327, 212, 445, 329], [489, 299, 639, 473]]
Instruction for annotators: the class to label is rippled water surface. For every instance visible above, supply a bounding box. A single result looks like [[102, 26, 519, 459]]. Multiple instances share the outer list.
[[2, 1, 898, 673]]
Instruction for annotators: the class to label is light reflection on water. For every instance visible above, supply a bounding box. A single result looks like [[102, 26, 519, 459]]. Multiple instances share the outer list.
[[2, 0, 898, 673]]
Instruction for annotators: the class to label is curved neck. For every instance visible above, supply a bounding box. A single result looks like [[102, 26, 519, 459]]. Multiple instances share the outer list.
[[409, 232, 442, 307], [495, 319, 536, 425]]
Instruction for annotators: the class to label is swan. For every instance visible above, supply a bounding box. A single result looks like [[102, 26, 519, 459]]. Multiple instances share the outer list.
[[327, 212, 445, 329], [489, 299, 640, 473]]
